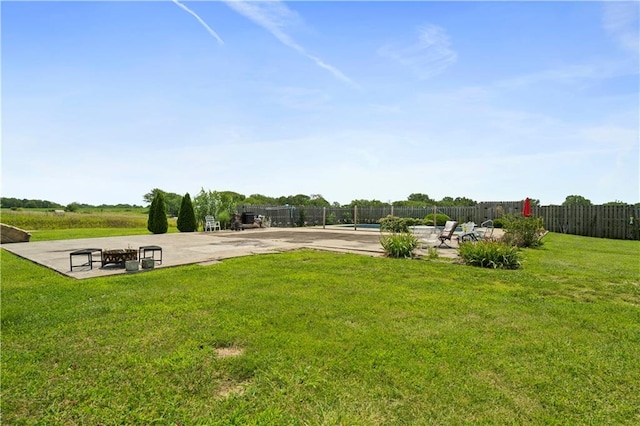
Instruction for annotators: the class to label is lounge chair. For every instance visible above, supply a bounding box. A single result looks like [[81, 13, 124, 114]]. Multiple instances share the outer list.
[[435, 220, 458, 248]]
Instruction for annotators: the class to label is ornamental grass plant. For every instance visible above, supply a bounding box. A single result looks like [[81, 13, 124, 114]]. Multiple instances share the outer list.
[[458, 239, 522, 269], [379, 232, 419, 258]]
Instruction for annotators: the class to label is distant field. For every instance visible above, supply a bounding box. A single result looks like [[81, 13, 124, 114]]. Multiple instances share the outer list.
[[1, 208, 177, 236]]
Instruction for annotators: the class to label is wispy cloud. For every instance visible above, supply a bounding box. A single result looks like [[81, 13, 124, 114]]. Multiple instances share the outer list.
[[603, 1, 639, 54], [172, 0, 224, 45], [223, 0, 357, 88], [378, 25, 457, 79]]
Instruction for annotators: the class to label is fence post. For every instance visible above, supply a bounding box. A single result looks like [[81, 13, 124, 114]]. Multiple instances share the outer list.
[[323, 207, 326, 229], [354, 205, 358, 230]]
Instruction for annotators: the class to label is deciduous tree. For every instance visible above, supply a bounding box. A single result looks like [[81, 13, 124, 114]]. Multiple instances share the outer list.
[[562, 195, 592, 206]]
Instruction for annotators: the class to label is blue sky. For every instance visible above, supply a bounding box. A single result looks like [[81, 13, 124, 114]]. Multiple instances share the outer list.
[[2, 1, 638, 206]]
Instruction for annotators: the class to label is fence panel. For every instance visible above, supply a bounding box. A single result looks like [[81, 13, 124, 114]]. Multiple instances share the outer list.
[[240, 203, 639, 240]]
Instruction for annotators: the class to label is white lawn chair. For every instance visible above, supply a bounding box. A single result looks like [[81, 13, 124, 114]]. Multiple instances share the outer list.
[[458, 222, 478, 242], [204, 215, 221, 231], [475, 220, 494, 240]]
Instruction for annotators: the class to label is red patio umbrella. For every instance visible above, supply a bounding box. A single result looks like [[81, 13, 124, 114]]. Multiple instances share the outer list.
[[523, 197, 532, 217]]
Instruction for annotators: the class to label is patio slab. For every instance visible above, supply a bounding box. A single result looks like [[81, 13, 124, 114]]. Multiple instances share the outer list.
[[1, 227, 382, 279], [1, 226, 482, 280]]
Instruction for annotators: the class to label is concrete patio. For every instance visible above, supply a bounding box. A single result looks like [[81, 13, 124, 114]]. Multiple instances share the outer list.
[[2, 226, 469, 280]]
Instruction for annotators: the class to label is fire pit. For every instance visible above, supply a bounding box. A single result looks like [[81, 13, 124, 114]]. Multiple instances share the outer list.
[[102, 249, 137, 267]]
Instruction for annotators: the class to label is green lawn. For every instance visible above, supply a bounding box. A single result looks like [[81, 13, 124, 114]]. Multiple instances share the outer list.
[[2, 233, 639, 424]]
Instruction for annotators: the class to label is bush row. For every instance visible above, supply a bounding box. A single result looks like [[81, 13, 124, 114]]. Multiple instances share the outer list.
[[379, 214, 452, 233]]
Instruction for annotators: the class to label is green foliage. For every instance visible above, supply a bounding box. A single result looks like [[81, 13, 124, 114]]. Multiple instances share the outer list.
[[1, 210, 154, 231], [143, 188, 182, 216], [296, 208, 307, 227], [426, 246, 439, 260], [407, 193, 434, 203], [379, 215, 409, 233], [243, 193, 277, 205], [404, 217, 424, 227], [437, 196, 477, 206], [193, 188, 215, 229], [503, 215, 546, 248], [562, 194, 592, 206], [424, 213, 451, 226], [346, 199, 391, 207], [193, 189, 245, 230], [148, 192, 168, 234], [493, 218, 504, 228], [458, 240, 522, 269], [146, 196, 157, 233], [326, 212, 336, 225], [603, 200, 629, 206], [0, 197, 62, 209], [380, 232, 419, 258], [217, 211, 231, 229], [177, 193, 197, 232], [64, 202, 80, 212]]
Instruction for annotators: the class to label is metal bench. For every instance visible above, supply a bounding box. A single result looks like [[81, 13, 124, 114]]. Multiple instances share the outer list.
[[70, 248, 102, 271], [138, 245, 162, 265]]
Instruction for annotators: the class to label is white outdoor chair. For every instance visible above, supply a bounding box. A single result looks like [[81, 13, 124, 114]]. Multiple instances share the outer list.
[[475, 220, 495, 240], [204, 215, 221, 232], [458, 222, 478, 242]]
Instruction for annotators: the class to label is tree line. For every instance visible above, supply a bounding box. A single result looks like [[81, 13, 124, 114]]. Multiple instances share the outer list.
[[0, 197, 142, 210], [2, 192, 637, 214]]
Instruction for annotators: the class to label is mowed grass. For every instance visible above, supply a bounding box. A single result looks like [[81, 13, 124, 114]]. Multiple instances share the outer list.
[[2, 233, 639, 424]]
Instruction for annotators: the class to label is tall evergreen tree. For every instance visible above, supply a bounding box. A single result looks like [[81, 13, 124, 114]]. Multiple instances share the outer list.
[[177, 192, 197, 232], [148, 192, 168, 234], [147, 195, 157, 233]]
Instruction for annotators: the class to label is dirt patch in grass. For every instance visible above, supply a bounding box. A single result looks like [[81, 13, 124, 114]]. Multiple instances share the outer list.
[[216, 379, 250, 399], [214, 346, 245, 359]]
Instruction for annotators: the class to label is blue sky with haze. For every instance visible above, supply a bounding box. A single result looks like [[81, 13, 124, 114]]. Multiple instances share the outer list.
[[2, 1, 638, 206]]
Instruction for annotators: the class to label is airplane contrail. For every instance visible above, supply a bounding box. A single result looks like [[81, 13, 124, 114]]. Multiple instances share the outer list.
[[224, 0, 358, 88], [172, 0, 224, 45]]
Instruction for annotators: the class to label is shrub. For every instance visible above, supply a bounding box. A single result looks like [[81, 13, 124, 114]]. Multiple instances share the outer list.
[[424, 213, 451, 226], [493, 218, 504, 228], [503, 215, 545, 248], [217, 210, 231, 229], [65, 202, 80, 212], [404, 217, 424, 227], [326, 213, 336, 225], [380, 232, 419, 258], [147, 197, 157, 232], [148, 192, 168, 234], [379, 215, 409, 233], [177, 193, 197, 232], [297, 208, 306, 227], [458, 240, 521, 269]]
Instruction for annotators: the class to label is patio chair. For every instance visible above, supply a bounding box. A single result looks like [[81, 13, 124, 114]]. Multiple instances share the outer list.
[[204, 215, 221, 232], [458, 222, 478, 243], [435, 220, 458, 248], [475, 219, 495, 240]]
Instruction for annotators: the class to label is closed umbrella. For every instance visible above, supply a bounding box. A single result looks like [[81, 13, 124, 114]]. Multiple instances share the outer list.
[[523, 197, 532, 217]]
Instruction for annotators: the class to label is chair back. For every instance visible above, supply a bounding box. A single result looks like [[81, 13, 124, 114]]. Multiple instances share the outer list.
[[461, 222, 475, 233], [440, 221, 458, 237]]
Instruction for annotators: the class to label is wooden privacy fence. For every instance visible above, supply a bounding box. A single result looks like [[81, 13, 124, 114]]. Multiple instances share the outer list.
[[239, 204, 640, 240]]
